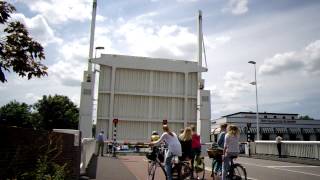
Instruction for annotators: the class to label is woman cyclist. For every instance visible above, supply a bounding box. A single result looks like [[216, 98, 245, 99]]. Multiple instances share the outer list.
[[150, 125, 182, 180], [222, 125, 240, 180], [178, 127, 193, 161]]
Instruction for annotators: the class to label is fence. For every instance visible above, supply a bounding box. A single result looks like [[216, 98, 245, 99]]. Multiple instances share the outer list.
[[255, 141, 320, 159]]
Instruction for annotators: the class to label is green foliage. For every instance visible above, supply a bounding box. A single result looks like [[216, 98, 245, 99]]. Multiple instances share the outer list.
[[0, 95, 79, 130], [21, 156, 67, 180], [20, 134, 68, 180], [33, 95, 79, 130], [0, 100, 33, 128], [0, 1, 47, 83], [299, 115, 314, 120]]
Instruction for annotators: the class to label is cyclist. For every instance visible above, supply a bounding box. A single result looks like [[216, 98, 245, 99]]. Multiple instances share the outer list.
[[222, 125, 240, 180], [178, 127, 193, 161], [191, 125, 201, 174], [151, 130, 160, 142], [212, 123, 228, 177], [150, 124, 182, 180]]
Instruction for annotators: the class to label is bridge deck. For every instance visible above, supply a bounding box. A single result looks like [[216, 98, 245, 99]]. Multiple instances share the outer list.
[[92, 154, 320, 180]]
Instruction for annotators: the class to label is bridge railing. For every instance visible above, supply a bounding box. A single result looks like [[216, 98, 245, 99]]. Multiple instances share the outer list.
[[255, 141, 320, 159], [80, 138, 96, 173]]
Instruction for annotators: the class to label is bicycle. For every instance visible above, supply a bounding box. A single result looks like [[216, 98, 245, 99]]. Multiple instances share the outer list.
[[193, 154, 205, 180], [146, 145, 167, 180], [225, 156, 247, 180]]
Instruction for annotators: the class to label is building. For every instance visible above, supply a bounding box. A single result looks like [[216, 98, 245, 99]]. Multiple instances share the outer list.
[[91, 54, 211, 142], [211, 112, 320, 142]]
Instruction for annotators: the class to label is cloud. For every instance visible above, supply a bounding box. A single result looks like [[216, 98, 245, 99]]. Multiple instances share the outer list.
[[11, 13, 62, 46], [110, 13, 197, 60], [49, 37, 88, 86], [151, 0, 199, 2], [211, 72, 251, 103], [25, 93, 41, 102], [223, 0, 249, 15], [259, 40, 320, 75], [16, 0, 105, 24]]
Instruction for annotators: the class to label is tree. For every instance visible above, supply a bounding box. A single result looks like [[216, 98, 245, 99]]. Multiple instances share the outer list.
[[0, 100, 33, 128], [33, 95, 79, 130], [299, 115, 314, 120], [0, 1, 47, 83]]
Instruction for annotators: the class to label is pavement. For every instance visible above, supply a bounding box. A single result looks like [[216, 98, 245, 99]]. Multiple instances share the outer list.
[[90, 153, 320, 180]]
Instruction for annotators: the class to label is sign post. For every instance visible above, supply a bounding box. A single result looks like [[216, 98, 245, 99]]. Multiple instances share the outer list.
[[246, 123, 252, 157], [112, 118, 118, 157]]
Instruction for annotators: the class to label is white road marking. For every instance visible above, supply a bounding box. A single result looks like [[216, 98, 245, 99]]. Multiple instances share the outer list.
[[266, 166, 319, 168], [267, 166, 320, 177], [205, 166, 259, 180], [237, 161, 320, 177]]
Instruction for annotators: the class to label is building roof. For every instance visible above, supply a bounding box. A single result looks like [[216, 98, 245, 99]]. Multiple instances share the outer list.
[[222, 112, 299, 117], [92, 54, 207, 73]]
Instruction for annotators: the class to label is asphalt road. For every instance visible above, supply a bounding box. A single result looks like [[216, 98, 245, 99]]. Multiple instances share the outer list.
[[94, 155, 320, 180], [204, 157, 320, 180]]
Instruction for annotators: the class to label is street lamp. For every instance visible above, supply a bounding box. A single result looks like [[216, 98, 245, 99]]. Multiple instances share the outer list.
[[248, 60, 260, 141]]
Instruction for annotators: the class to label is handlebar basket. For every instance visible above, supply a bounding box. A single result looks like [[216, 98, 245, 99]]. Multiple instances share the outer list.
[[207, 147, 223, 159]]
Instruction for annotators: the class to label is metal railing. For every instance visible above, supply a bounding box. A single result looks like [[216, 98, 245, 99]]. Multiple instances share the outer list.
[[255, 141, 320, 159], [80, 138, 96, 173]]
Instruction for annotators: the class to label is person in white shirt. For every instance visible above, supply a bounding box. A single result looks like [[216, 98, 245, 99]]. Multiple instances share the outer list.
[[222, 125, 240, 180], [276, 135, 283, 158], [96, 131, 106, 156], [150, 125, 182, 180]]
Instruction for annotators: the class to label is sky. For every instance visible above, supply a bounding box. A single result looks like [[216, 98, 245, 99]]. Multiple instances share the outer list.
[[1, 0, 320, 120]]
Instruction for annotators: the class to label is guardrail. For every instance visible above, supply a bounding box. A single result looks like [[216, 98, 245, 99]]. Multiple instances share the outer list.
[[80, 138, 96, 173], [255, 141, 320, 159]]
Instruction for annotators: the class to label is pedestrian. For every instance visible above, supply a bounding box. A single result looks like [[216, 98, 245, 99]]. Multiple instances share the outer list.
[[191, 125, 201, 176], [222, 125, 240, 180], [276, 135, 283, 158], [178, 127, 193, 161], [96, 131, 105, 156], [212, 123, 228, 177], [150, 125, 182, 180]]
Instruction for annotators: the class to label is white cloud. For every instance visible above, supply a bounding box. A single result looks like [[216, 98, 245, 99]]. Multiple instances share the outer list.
[[49, 37, 88, 86], [25, 93, 41, 102], [151, 0, 199, 2], [211, 72, 251, 103], [259, 40, 320, 75], [224, 0, 249, 15], [16, 0, 106, 24], [111, 14, 197, 60], [11, 13, 62, 46]]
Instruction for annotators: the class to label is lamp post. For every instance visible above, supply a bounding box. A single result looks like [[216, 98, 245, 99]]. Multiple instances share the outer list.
[[248, 60, 260, 141]]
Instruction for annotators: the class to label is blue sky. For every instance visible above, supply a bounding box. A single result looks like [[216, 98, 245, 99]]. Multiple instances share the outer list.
[[1, 0, 320, 119]]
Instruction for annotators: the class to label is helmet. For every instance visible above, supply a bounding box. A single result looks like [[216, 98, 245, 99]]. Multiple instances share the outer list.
[[152, 131, 159, 135]]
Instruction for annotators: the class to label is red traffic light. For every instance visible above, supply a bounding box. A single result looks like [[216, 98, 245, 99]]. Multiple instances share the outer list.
[[113, 118, 119, 124]]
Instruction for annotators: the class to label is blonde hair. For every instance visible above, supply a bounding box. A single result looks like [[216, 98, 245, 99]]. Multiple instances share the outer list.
[[227, 125, 240, 136], [163, 125, 173, 136], [179, 127, 192, 141]]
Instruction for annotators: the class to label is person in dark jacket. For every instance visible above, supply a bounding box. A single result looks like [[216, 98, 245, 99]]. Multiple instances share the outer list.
[[178, 127, 193, 161]]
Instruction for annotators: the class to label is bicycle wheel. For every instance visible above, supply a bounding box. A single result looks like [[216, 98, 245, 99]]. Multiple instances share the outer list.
[[180, 162, 193, 179], [230, 163, 247, 180], [148, 161, 167, 180], [194, 157, 205, 180]]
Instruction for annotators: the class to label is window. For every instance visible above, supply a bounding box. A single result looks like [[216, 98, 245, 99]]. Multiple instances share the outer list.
[[273, 116, 277, 119], [264, 115, 267, 119], [291, 117, 295, 120], [282, 116, 286, 119]]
